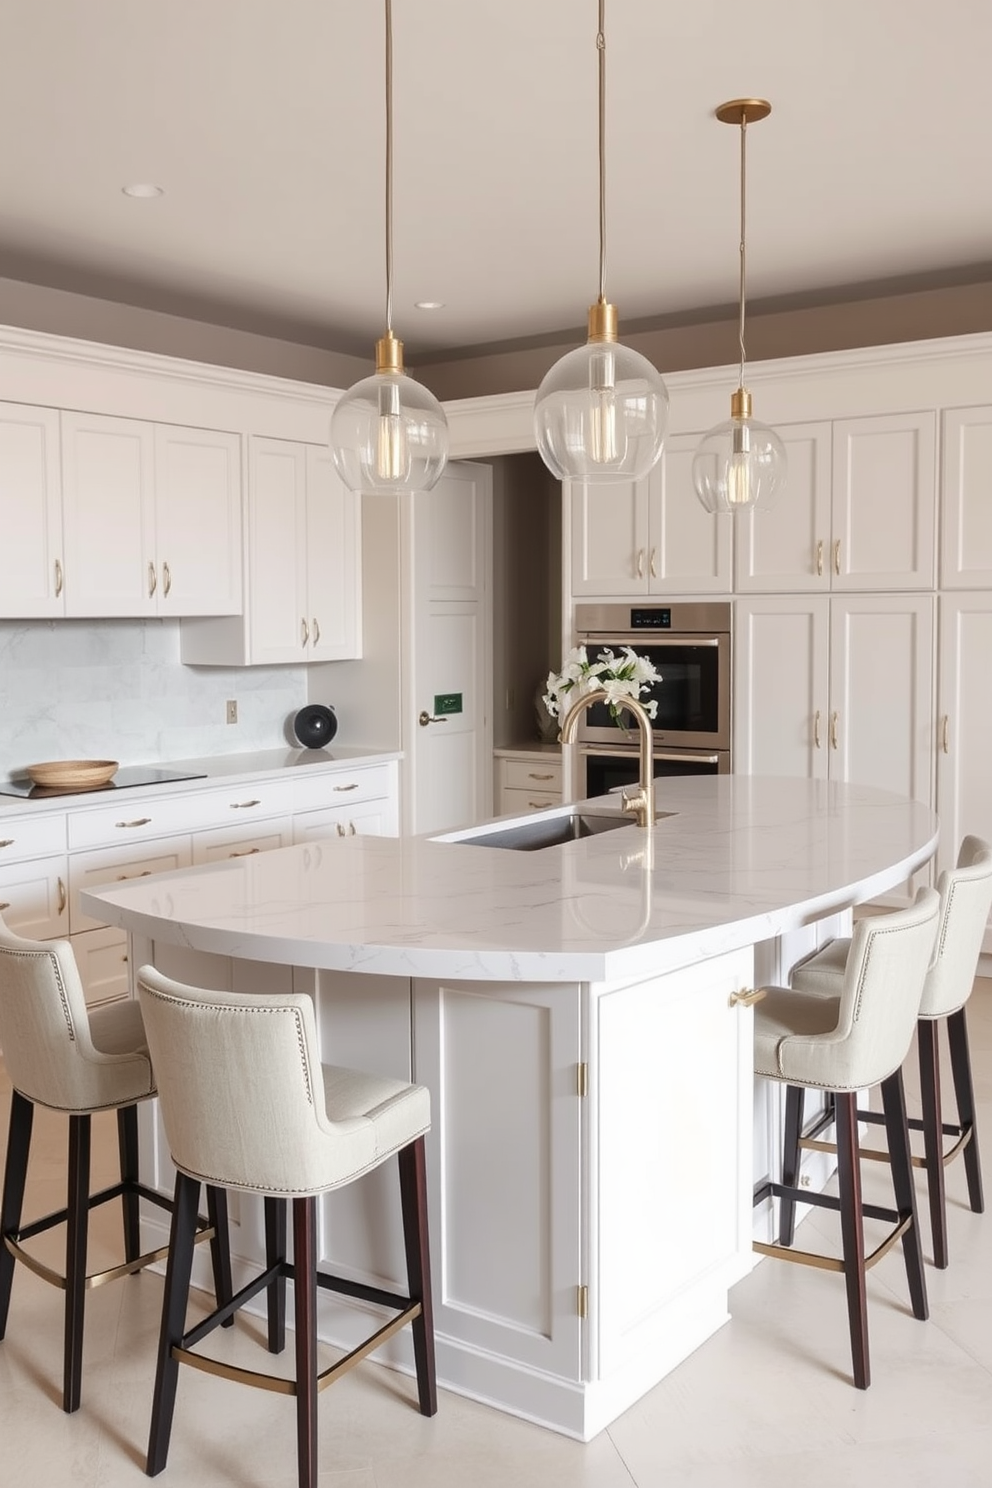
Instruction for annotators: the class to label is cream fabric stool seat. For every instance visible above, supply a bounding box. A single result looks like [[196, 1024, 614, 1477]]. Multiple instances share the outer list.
[[752, 886, 940, 1389], [0, 916, 231, 1413], [788, 836, 992, 1268], [135, 966, 436, 1488]]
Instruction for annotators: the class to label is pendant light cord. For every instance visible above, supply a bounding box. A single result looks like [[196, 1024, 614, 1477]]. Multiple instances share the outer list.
[[597, 0, 607, 305], [384, 0, 394, 335], [737, 112, 748, 390]]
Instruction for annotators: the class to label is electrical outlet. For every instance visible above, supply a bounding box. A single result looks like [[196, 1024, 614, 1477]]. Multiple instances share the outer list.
[[226, 699, 238, 725]]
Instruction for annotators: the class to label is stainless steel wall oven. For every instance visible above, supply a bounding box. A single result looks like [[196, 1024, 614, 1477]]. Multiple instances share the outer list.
[[573, 601, 732, 792]]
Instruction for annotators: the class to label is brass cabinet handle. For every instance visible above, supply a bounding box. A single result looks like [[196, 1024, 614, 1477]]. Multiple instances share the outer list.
[[527, 799, 551, 808], [729, 986, 767, 1008], [116, 869, 152, 881], [333, 783, 359, 792], [347, 821, 357, 836], [162, 560, 172, 597], [833, 539, 841, 576], [649, 546, 657, 579], [229, 847, 260, 857], [230, 799, 261, 809], [57, 877, 66, 915], [335, 822, 346, 836], [815, 539, 823, 577], [636, 548, 645, 578], [941, 715, 949, 754], [55, 557, 64, 597], [528, 772, 555, 781], [0, 838, 14, 849], [830, 711, 839, 749], [148, 561, 157, 597], [814, 710, 821, 749], [312, 617, 320, 645], [0, 901, 9, 911], [116, 817, 152, 829], [301, 617, 309, 648], [419, 711, 448, 726]]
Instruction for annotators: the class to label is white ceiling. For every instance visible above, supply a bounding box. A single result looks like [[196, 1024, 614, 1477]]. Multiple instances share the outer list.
[[2, 0, 990, 362]]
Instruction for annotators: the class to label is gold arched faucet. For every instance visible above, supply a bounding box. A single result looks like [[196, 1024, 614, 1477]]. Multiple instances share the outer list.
[[559, 688, 656, 828]]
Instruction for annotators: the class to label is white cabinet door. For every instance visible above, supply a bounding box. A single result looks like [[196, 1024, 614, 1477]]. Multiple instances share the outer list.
[[192, 818, 293, 863], [831, 412, 937, 591], [72, 925, 129, 1008], [936, 597, 992, 942], [61, 411, 156, 616], [0, 403, 64, 617], [735, 421, 832, 593], [649, 433, 732, 594], [304, 446, 361, 661], [247, 436, 309, 663], [941, 406, 992, 589], [0, 855, 68, 939], [153, 425, 242, 615], [828, 594, 934, 805], [570, 478, 649, 596], [733, 596, 829, 780]]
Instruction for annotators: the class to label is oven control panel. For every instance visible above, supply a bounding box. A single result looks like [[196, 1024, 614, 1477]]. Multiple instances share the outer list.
[[629, 607, 672, 629]]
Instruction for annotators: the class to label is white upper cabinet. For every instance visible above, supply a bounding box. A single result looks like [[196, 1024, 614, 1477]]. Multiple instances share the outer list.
[[570, 434, 731, 598], [60, 411, 242, 617], [831, 412, 936, 590], [735, 422, 832, 593], [0, 402, 63, 618], [733, 595, 830, 780], [180, 435, 361, 666], [940, 406, 992, 589]]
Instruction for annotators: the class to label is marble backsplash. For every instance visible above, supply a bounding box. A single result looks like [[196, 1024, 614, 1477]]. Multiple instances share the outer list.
[[0, 620, 307, 780]]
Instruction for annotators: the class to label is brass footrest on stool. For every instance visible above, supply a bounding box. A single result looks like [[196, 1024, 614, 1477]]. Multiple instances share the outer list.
[[753, 1178, 910, 1272]]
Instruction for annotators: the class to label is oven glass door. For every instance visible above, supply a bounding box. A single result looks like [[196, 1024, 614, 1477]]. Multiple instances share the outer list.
[[582, 747, 729, 800], [576, 635, 730, 750]]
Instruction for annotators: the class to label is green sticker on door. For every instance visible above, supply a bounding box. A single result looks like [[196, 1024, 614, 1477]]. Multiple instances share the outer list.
[[433, 693, 463, 716]]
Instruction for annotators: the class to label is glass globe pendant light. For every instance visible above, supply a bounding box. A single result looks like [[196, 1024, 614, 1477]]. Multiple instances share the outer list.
[[330, 0, 448, 495], [534, 0, 669, 484], [693, 100, 786, 514]]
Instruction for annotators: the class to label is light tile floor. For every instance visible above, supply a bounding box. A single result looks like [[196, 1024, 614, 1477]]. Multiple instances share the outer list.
[[3, 981, 992, 1486]]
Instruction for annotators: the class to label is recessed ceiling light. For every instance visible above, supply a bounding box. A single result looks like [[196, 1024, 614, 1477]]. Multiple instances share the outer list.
[[414, 300, 445, 311], [122, 183, 164, 199]]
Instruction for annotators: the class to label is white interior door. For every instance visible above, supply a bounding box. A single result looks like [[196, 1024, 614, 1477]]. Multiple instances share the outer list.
[[405, 461, 492, 835]]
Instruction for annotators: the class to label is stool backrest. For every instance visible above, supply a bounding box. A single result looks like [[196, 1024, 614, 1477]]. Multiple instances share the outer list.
[[796, 887, 940, 1092], [0, 913, 152, 1112], [136, 965, 380, 1196], [920, 835, 992, 1020]]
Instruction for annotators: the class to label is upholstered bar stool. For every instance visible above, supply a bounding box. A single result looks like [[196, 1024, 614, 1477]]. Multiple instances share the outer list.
[[135, 966, 436, 1488], [788, 836, 992, 1268], [0, 917, 231, 1413], [752, 887, 940, 1389]]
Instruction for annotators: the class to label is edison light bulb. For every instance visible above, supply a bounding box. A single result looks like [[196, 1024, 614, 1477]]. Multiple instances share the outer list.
[[726, 421, 752, 506], [375, 381, 408, 484], [589, 349, 621, 466], [692, 392, 787, 514]]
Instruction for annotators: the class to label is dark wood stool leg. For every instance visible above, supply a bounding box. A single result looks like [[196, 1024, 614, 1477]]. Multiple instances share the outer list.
[[947, 1006, 984, 1214], [64, 1113, 91, 1413], [146, 1172, 201, 1478], [205, 1186, 234, 1327], [265, 1195, 287, 1354], [881, 1068, 928, 1321], [778, 1085, 805, 1247], [292, 1196, 318, 1488], [398, 1136, 437, 1417], [0, 1090, 34, 1339], [917, 1020, 948, 1267], [835, 1093, 870, 1390], [117, 1104, 141, 1264]]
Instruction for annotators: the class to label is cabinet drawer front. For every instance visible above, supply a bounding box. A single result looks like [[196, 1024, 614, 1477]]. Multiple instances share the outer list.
[[191, 778, 296, 827], [0, 856, 69, 939], [292, 804, 386, 843], [69, 795, 207, 850], [502, 758, 563, 792], [293, 764, 394, 813], [72, 925, 130, 1009], [501, 787, 561, 815], [0, 812, 68, 863], [70, 835, 192, 933], [192, 817, 293, 864]]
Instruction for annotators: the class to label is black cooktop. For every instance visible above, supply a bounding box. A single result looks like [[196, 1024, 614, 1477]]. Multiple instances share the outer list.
[[0, 766, 208, 800]]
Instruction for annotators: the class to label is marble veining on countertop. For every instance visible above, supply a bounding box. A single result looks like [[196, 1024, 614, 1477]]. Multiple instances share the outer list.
[[83, 776, 938, 985]]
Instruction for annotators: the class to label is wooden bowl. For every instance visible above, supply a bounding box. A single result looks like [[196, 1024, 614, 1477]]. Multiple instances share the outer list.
[[26, 759, 119, 790]]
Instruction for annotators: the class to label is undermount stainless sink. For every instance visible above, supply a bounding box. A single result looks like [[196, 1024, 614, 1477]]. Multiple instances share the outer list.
[[454, 810, 636, 852]]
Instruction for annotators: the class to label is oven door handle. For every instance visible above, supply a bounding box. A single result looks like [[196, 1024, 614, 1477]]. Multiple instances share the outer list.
[[650, 751, 721, 764], [580, 634, 723, 647]]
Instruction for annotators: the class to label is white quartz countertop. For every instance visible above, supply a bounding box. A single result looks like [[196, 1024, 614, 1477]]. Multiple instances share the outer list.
[[82, 776, 938, 984]]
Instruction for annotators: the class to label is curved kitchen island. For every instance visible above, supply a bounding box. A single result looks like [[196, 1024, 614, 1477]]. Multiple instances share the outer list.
[[83, 776, 938, 1440]]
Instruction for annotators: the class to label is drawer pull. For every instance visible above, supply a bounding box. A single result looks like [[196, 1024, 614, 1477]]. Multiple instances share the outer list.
[[333, 783, 359, 792], [116, 870, 152, 881], [230, 847, 261, 857], [830, 711, 839, 750], [347, 821, 357, 836], [729, 986, 767, 1008], [941, 715, 949, 754], [148, 561, 157, 597], [814, 710, 821, 749], [0, 838, 14, 849], [528, 772, 555, 781], [162, 560, 172, 597], [57, 877, 66, 915], [312, 617, 320, 646], [116, 817, 152, 829], [0, 901, 9, 911], [528, 800, 550, 809], [336, 823, 346, 836], [649, 546, 657, 579], [230, 799, 261, 809], [55, 557, 64, 597], [301, 617, 309, 648], [833, 539, 841, 576], [815, 539, 823, 577]]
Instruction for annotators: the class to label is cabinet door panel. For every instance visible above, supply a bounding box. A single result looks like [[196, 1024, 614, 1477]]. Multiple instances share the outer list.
[[305, 446, 361, 660], [650, 434, 732, 593], [0, 856, 68, 939], [70, 834, 192, 933], [0, 403, 63, 617], [832, 412, 936, 590], [941, 406, 992, 589], [61, 412, 156, 616], [570, 479, 648, 596], [154, 425, 242, 615], [247, 437, 308, 663], [735, 422, 831, 593], [937, 597, 992, 947], [72, 925, 129, 1008], [734, 597, 829, 779], [192, 818, 293, 864]]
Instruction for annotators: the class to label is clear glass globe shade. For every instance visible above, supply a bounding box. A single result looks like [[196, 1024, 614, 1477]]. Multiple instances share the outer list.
[[534, 340, 669, 483], [330, 371, 449, 495], [692, 417, 787, 514]]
